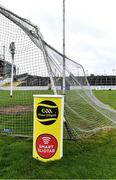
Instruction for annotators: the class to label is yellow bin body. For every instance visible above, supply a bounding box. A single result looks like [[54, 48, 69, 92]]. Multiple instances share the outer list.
[[33, 95, 64, 162]]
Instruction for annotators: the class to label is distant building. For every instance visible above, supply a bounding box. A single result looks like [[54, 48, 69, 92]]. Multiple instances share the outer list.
[[0, 57, 16, 78], [87, 74, 116, 86]]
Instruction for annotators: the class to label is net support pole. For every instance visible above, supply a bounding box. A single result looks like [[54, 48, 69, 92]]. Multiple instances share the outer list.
[[3, 45, 5, 61], [35, 28, 57, 95], [63, 0, 65, 94], [9, 42, 15, 97]]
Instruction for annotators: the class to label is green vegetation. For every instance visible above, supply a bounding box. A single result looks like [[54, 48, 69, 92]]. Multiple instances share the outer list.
[[0, 90, 116, 178], [93, 90, 116, 110], [0, 90, 52, 136], [0, 90, 52, 106], [0, 113, 33, 136], [65, 90, 111, 130], [0, 89, 113, 136], [1, 130, 116, 179]]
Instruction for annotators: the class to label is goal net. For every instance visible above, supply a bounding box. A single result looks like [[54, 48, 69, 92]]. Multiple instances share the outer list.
[[0, 5, 116, 139]]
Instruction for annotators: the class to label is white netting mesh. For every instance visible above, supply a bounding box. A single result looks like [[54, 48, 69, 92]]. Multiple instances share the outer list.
[[45, 45, 116, 137], [0, 5, 116, 138]]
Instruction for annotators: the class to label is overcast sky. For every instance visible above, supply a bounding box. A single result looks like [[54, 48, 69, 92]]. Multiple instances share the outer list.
[[0, 0, 116, 75]]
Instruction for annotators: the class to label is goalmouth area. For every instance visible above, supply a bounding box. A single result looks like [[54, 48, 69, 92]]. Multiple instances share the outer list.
[[0, 5, 116, 140]]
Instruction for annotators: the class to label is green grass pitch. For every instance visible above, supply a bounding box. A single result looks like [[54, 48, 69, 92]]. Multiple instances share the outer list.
[[0, 89, 115, 137], [0, 90, 116, 178]]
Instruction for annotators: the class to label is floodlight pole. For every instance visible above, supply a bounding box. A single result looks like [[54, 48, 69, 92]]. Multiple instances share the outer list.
[[9, 42, 15, 97], [63, 0, 65, 94]]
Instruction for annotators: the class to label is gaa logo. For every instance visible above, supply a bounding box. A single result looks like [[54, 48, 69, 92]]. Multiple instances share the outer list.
[[37, 100, 58, 125]]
